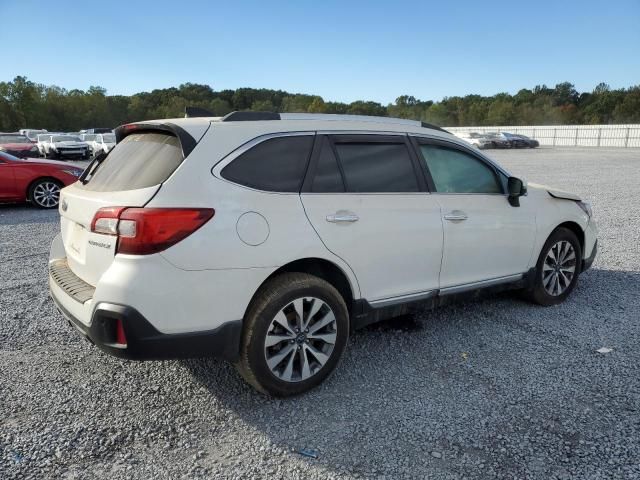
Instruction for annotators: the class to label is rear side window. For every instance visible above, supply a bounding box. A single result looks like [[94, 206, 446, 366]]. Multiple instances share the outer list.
[[222, 135, 313, 192], [81, 133, 183, 192], [419, 145, 501, 194], [334, 142, 419, 193]]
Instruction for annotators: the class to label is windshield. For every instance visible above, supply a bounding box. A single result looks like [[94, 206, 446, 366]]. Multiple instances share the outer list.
[[0, 134, 31, 144], [82, 134, 97, 141], [103, 134, 115, 143], [37, 135, 51, 141], [52, 135, 81, 142]]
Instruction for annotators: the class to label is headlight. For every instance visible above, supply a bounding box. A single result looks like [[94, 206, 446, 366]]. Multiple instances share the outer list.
[[577, 201, 592, 218], [62, 169, 83, 177]]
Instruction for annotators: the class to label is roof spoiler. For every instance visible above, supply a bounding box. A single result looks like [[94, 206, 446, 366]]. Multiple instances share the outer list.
[[114, 123, 197, 157]]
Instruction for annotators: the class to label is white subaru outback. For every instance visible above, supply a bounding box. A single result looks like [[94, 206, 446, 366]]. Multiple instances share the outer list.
[[49, 112, 598, 396]]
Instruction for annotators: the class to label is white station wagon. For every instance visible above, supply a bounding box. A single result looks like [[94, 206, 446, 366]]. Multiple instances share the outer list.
[[49, 112, 598, 396]]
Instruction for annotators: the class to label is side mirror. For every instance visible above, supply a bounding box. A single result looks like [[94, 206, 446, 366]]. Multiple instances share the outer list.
[[507, 176, 526, 207]]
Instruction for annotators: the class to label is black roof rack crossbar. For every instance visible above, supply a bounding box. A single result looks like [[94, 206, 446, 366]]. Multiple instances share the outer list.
[[222, 111, 281, 122]]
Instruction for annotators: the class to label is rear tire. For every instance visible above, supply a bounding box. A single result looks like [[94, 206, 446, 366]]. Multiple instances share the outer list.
[[29, 178, 62, 209], [524, 227, 582, 306], [235, 273, 349, 397]]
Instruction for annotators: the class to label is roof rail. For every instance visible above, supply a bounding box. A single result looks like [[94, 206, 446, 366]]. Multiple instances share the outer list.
[[222, 111, 281, 122], [185, 106, 216, 118], [217, 111, 449, 133], [420, 121, 448, 133]]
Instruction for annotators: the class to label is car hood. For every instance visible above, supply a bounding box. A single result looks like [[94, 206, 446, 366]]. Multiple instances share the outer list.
[[1, 143, 35, 150], [22, 157, 83, 169], [528, 182, 581, 201]]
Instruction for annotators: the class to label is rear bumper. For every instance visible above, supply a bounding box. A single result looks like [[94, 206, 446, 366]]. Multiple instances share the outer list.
[[50, 293, 241, 361], [48, 233, 243, 362]]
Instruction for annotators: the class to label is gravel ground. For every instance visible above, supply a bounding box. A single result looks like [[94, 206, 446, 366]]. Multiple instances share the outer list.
[[1, 147, 639, 479]]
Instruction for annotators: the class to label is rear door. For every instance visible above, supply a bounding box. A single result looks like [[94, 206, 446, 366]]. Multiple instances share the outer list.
[[59, 130, 189, 286], [301, 134, 443, 303]]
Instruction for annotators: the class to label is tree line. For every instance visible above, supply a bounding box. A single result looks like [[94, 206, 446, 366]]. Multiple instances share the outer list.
[[1, 76, 639, 132]]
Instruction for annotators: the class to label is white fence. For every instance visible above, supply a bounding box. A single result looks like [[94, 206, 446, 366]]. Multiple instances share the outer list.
[[445, 124, 640, 148]]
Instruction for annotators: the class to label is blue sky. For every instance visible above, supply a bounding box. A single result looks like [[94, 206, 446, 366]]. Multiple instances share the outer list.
[[1, 0, 638, 104]]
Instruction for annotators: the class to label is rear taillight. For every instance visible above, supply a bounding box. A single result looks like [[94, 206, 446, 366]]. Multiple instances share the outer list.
[[90, 207, 214, 255]]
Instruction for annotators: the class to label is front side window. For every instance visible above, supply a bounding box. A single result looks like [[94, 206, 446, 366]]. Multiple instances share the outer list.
[[221, 135, 313, 192], [419, 145, 502, 194], [333, 141, 419, 193]]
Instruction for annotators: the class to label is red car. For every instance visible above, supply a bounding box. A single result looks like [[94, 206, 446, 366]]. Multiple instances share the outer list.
[[0, 133, 40, 158], [0, 152, 84, 208]]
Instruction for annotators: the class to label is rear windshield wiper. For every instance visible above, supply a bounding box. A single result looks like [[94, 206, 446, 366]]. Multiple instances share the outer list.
[[79, 151, 108, 185]]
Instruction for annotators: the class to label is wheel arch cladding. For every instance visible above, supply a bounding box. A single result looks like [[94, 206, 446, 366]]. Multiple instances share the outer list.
[[250, 258, 355, 316], [555, 221, 585, 254]]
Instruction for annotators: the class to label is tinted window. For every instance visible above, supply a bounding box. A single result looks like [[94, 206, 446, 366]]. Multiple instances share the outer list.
[[222, 135, 313, 192], [80, 133, 183, 192], [311, 138, 344, 192], [420, 145, 501, 194], [334, 142, 419, 193]]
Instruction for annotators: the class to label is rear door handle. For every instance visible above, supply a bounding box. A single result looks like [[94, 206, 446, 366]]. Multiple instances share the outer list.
[[326, 211, 359, 223], [444, 211, 468, 222]]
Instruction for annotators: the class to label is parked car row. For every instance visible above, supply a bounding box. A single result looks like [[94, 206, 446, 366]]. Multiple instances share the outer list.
[[1, 128, 115, 161], [455, 131, 540, 149], [35, 133, 115, 159]]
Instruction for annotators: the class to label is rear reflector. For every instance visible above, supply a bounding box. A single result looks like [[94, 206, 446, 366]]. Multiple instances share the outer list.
[[115, 318, 127, 346], [90, 207, 214, 255]]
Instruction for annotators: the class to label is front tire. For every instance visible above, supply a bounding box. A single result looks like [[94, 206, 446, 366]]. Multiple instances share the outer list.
[[525, 227, 582, 306], [235, 273, 349, 397]]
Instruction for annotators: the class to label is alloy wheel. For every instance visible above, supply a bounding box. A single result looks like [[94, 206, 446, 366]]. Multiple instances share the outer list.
[[33, 182, 60, 208], [542, 240, 576, 296], [264, 297, 337, 383]]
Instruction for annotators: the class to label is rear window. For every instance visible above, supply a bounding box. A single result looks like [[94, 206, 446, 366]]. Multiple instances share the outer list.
[[0, 134, 30, 144], [80, 132, 183, 192]]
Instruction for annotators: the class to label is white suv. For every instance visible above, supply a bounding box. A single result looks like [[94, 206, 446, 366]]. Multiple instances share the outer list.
[[49, 112, 598, 396]]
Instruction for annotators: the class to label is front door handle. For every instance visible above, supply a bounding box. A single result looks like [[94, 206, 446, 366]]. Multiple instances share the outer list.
[[326, 211, 359, 223], [444, 210, 468, 222]]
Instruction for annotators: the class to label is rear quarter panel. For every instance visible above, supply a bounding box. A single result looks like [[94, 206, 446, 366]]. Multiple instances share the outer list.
[[146, 124, 361, 299]]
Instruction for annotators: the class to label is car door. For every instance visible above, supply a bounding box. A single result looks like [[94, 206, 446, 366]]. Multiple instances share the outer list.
[[412, 138, 536, 289], [0, 155, 17, 200], [301, 134, 443, 303]]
